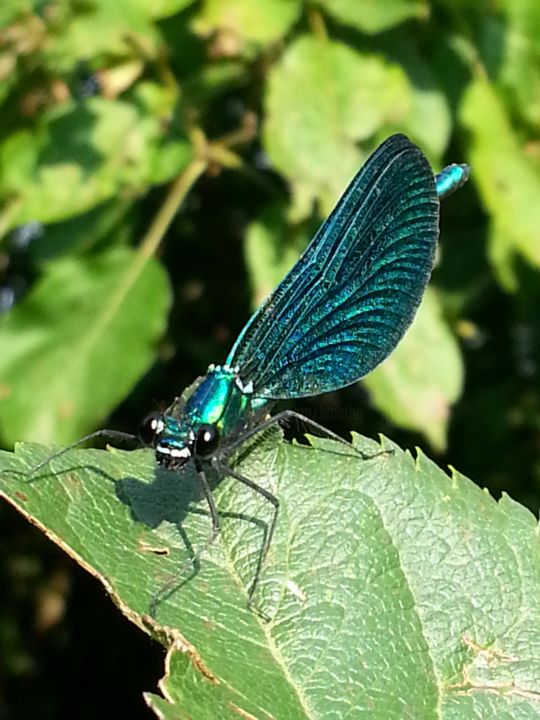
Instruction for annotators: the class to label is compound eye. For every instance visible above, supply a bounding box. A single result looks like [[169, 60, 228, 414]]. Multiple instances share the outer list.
[[138, 412, 165, 446], [194, 424, 220, 458]]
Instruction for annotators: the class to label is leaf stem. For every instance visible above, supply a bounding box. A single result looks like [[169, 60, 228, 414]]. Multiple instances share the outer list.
[[307, 6, 328, 41], [80, 150, 209, 361], [137, 154, 208, 261], [138, 116, 258, 261]]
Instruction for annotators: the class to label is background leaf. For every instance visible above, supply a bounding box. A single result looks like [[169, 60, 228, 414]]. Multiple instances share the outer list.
[[460, 78, 540, 290], [364, 288, 463, 450], [193, 0, 302, 47], [0, 95, 191, 232], [244, 202, 309, 306], [0, 247, 171, 445], [315, 0, 428, 34], [263, 35, 412, 217], [496, 0, 540, 127]]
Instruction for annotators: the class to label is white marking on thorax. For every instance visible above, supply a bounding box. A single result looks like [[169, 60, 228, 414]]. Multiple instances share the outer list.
[[235, 376, 253, 394]]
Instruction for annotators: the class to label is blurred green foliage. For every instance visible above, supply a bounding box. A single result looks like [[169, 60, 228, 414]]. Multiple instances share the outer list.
[[1, 0, 540, 717]]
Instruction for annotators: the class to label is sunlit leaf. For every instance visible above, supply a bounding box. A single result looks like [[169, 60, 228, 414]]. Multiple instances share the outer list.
[[264, 35, 412, 218], [244, 203, 309, 307], [42, 0, 177, 67], [364, 288, 463, 450], [0, 247, 171, 445], [379, 37, 451, 158], [315, 0, 428, 34], [0, 96, 191, 232], [193, 0, 302, 48], [497, 0, 540, 127], [2, 434, 540, 717], [461, 78, 540, 289]]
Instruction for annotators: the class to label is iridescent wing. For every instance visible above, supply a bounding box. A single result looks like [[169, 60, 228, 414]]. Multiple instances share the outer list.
[[226, 134, 439, 399]]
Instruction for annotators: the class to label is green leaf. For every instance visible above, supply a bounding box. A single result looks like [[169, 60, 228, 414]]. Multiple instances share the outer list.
[[0, 247, 171, 446], [363, 288, 463, 450], [193, 0, 302, 47], [0, 0, 34, 27], [0, 95, 191, 232], [497, 0, 540, 127], [2, 434, 540, 718], [146, 0, 197, 16], [460, 78, 540, 289], [244, 203, 310, 307], [263, 35, 412, 218], [25, 199, 135, 261], [41, 0, 177, 67], [315, 0, 429, 34], [380, 37, 452, 158]]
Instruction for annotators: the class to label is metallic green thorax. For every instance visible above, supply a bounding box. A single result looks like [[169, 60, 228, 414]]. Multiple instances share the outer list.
[[156, 365, 267, 460]]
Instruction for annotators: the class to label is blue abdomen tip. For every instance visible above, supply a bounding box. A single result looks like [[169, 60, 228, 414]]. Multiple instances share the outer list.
[[435, 163, 470, 199]]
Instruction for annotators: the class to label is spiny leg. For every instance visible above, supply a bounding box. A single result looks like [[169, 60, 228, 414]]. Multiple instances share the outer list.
[[213, 456, 279, 605], [149, 459, 221, 618], [225, 409, 381, 460], [28, 429, 139, 475]]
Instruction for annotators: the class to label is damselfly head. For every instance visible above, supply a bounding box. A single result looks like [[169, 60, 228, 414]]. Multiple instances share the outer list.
[[139, 411, 192, 470], [156, 422, 221, 471], [139, 411, 188, 468]]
